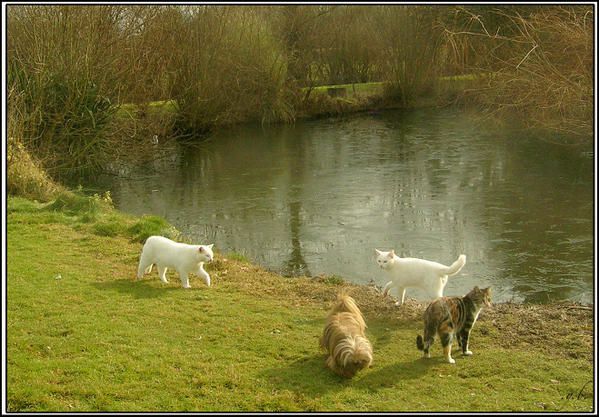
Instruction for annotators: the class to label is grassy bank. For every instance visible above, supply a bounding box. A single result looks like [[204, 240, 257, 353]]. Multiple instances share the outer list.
[[6, 196, 594, 412], [116, 75, 475, 126]]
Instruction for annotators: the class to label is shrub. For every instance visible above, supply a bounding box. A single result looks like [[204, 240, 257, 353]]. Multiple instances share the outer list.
[[7, 6, 154, 178]]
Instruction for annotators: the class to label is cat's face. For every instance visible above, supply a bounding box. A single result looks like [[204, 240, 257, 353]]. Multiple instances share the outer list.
[[375, 249, 395, 270], [470, 286, 492, 307], [198, 244, 214, 263]]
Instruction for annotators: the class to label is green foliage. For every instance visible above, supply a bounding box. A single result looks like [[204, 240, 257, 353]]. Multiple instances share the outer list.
[[45, 190, 113, 222], [128, 215, 180, 243], [7, 197, 43, 214], [93, 219, 128, 237], [9, 190, 180, 244]]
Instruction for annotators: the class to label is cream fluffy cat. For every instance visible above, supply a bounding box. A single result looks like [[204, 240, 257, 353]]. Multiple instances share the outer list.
[[137, 236, 214, 288], [375, 249, 466, 306]]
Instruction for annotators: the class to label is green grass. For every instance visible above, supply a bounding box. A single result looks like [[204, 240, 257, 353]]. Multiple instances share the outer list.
[[7, 196, 594, 412], [308, 82, 385, 96], [116, 100, 177, 119]]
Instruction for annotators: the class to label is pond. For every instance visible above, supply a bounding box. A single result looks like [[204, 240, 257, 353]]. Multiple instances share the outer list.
[[92, 107, 594, 304]]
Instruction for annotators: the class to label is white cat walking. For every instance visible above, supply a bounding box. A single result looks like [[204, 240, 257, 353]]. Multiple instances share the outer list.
[[375, 249, 466, 306], [137, 236, 214, 288]]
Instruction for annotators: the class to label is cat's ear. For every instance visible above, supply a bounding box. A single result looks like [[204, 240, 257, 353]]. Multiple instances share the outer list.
[[474, 285, 480, 291], [375, 249, 382, 256], [208, 244, 214, 249], [388, 250, 395, 258]]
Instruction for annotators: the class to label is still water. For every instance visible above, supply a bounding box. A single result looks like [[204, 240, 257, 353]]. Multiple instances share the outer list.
[[93, 108, 594, 304]]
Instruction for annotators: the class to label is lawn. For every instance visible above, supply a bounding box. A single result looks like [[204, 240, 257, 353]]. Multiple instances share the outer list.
[[6, 196, 594, 412]]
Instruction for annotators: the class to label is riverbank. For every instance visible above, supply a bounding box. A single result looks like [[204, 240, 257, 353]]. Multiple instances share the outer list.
[[118, 76, 475, 132], [6, 195, 594, 412]]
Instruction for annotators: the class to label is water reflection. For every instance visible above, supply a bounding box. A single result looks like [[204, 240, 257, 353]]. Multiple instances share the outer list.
[[283, 132, 311, 277], [92, 108, 594, 304]]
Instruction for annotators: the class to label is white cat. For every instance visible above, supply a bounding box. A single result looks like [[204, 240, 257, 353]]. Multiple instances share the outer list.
[[375, 249, 466, 306], [137, 236, 214, 288]]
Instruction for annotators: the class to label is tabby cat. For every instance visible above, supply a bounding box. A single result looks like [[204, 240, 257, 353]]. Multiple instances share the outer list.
[[416, 286, 491, 364]]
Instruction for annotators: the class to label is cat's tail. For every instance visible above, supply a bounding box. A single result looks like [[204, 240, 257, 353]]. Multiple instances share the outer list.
[[441, 254, 466, 276], [382, 281, 393, 297], [417, 324, 435, 353], [416, 335, 425, 351]]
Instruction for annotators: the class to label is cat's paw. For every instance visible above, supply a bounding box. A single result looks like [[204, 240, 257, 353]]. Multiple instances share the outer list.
[[463, 350, 473, 356], [447, 357, 456, 364]]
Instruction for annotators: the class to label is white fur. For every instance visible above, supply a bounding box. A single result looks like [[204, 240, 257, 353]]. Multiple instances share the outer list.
[[137, 236, 214, 288], [375, 249, 466, 306]]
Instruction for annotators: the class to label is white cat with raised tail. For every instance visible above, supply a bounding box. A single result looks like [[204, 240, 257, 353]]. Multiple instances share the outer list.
[[375, 249, 466, 306], [137, 236, 214, 288]]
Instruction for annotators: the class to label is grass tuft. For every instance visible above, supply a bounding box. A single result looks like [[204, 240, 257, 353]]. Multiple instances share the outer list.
[[128, 215, 180, 243]]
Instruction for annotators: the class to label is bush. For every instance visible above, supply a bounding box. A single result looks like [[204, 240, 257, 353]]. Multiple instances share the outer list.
[[7, 6, 149, 178]]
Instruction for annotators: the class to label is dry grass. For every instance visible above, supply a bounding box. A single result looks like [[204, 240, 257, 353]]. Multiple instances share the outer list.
[[7, 88, 62, 201], [445, 6, 593, 142], [7, 136, 63, 202]]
